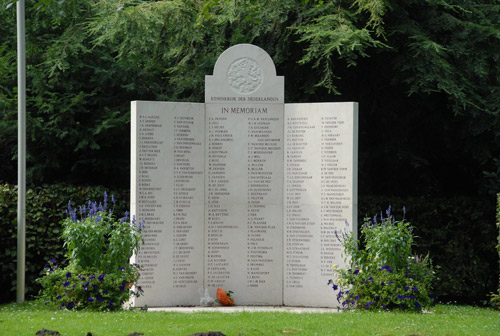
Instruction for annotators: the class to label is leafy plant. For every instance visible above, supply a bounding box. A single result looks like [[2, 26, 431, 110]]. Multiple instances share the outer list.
[[37, 193, 144, 310], [62, 193, 143, 273], [329, 207, 435, 311]]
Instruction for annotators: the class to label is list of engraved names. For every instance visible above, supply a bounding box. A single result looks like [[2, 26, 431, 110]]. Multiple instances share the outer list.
[[133, 103, 205, 306], [205, 104, 283, 304], [135, 114, 163, 289], [172, 115, 203, 289], [284, 107, 353, 295]]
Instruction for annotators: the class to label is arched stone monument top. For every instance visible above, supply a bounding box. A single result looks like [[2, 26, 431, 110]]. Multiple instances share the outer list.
[[212, 44, 277, 78], [205, 44, 284, 103]]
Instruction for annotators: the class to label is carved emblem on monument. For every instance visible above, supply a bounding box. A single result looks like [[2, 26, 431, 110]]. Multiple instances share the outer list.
[[227, 57, 263, 94]]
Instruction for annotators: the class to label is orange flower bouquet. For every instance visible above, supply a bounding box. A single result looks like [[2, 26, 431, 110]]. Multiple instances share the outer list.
[[216, 288, 234, 306]]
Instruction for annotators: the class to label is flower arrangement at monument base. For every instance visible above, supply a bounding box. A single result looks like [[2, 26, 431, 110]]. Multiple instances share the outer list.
[[216, 288, 234, 306]]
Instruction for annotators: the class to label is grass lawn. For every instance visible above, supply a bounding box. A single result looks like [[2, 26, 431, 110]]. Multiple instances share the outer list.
[[0, 301, 499, 336]]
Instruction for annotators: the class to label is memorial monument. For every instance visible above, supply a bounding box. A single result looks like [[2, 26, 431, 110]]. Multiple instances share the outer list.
[[130, 44, 358, 308]]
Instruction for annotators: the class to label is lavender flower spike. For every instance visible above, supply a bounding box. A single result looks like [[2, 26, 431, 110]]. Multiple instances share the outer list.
[[103, 191, 108, 209]]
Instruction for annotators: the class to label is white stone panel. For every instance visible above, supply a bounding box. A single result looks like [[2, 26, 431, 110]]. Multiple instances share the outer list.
[[131, 101, 205, 307], [204, 44, 284, 305], [283, 102, 358, 307]]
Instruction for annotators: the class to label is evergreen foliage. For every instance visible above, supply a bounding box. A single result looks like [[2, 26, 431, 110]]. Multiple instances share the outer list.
[[1, 0, 498, 195]]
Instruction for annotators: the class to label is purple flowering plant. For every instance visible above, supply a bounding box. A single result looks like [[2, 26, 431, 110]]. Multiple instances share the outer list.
[[37, 193, 144, 311], [38, 259, 143, 311], [62, 192, 144, 273], [328, 207, 435, 312]]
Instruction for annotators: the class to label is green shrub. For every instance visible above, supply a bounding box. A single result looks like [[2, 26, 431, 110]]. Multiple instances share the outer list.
[[37, 194, 143, 310], [330, 207, 435, 311], [0, 183, 128, 303]]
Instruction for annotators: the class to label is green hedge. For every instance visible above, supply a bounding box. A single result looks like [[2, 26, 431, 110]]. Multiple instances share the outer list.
[[0, 183, 128, 303], [496, 193, 500, 306], [497, 193, 500, 262], [1, 184, 498, 304], [359, 195, 499, 304]]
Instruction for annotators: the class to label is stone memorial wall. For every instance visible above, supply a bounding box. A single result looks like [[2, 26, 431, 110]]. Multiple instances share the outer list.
[[131, 44, 358, 308]]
